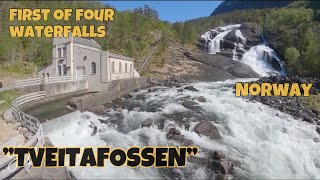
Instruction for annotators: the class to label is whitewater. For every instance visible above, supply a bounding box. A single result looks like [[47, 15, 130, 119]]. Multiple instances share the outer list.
[[201, 24, 286, 77], [46, 79, 320, 179]]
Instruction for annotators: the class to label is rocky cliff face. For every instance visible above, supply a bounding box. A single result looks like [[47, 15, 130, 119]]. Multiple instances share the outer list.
[[211, 0, 292, 16]]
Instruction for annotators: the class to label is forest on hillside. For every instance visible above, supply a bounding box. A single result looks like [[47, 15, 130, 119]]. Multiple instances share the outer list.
[[174, 1, 320, 77], [0, 1, 176, 74], [1, 1, 320, 77]]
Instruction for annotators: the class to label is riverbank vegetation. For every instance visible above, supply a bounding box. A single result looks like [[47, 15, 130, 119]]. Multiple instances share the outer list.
[[0, 90, 21, 116], [302, 95, 320, 112]]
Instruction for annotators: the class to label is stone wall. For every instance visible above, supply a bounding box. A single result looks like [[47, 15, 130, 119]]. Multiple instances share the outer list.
[[15, 85, 43, 94], [68, 77, 148, 111], [44, 80, 88, 96]]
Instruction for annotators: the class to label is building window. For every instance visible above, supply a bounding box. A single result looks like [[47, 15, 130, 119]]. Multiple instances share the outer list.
[[119, 62, 122, 73], [62, 47, 66, 57], [125, 63, 127, 73], [83, 56, 87, 61], [63, 64, 67, 75], [58, 48, 61, 58], [111, 61, 115, 74], [47, 73, 49, 77], [91, 62, 96, 74], [130, 64, 133, 73], [58, 65, 62, 76]]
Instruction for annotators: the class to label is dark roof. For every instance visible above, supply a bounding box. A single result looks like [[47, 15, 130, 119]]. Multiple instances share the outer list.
[[73, 38, 101, 49]]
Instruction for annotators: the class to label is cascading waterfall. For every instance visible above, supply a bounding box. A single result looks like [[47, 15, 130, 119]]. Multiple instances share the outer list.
[[201, 24, 241, 54], [207, 30, 232, 54], [201, 24, 286, 77], [241, 45, 286, 76], [47, 80, 320, 179]]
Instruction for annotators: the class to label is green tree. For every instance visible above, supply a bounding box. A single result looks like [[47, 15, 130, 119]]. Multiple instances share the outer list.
[[285, 47, 301, 74], [285, 47, 302, 73]]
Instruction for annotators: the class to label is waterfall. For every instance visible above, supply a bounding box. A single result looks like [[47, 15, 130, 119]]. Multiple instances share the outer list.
[[201, 24, 286, 76], [201, 24, 241, 54], [240, 45, 286, 76], [47, 80, 320, 179], [235, 30, 246, 44], [207, 30, 232, 54]]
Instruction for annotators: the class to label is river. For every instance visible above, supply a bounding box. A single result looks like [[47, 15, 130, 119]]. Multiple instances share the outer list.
[[46, 79, 320, 179]]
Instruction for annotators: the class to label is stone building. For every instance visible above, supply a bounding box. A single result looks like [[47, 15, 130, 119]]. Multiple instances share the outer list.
[[39, 37, 140, 90]]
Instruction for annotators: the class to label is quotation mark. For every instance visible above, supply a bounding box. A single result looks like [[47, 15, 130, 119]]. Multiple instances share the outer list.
[[2, 147, 14, 156], [187, 147, 199, 156]]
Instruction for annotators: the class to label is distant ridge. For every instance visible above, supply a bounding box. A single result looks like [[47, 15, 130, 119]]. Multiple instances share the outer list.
[[211, 0, 293, 16]]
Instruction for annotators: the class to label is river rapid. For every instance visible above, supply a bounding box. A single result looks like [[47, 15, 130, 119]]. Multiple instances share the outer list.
[[46, 79, 320, 179]]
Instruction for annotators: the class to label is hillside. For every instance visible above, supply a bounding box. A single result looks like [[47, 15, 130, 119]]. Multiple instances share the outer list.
[[174, 1, 320, 77], [211, 0, 292, 16], [0, 1, 177, 82]]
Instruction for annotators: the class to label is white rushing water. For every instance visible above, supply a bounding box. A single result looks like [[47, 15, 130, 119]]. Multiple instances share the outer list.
[[201, 24, 287, 77], [240, 45, 286, 76], [201, 24, 241, 54], [47, 79, 320, 179]]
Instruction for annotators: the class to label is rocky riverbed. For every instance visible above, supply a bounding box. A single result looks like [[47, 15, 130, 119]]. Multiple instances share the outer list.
[[245, 76, 320, 136], [78, 75, 320, 179], [47, 78, 320, 179]]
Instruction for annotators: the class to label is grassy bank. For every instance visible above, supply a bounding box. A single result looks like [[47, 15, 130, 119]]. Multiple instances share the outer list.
[[301, 95, 320, 112], [0, 90, 21, 117]]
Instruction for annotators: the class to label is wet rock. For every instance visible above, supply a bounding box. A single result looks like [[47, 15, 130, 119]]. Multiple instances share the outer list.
[[194, 121, 221, 139], [123, 93, 133, 98], [220, 160, 234, 174], [214, 174, 228, 180], [316, 126, 320, 134], [167, 133, 184, 142], [142, 118, 154, 128], [211, 160, 234, 175], [213, 150, 225, 161], [91, 126, 98, 136], [302, 115, 314, 124], [184, 86, 199, 92], [195, 96, 207, 102], [91, 105, 107, 115], [182, 101, 198, 109], [148, 88, 156, 93], [169, 128, 181, 135], [181, 139, 194, 146], [177, 89, 184, 93]]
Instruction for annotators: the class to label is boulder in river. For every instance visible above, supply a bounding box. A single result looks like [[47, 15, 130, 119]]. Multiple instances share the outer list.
[[194, 121, 221, 139], [182, 101, 198, 109], [142, 118, 154, 128], [195, 96, 207, 102], [184, 86, 199, 92], [211, 160, 234, 175], [212, 150, 225, 161]]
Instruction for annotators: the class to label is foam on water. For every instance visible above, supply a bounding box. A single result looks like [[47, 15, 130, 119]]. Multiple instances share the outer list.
[[48, 79, 320, 179], [240, 45, 286, 76]]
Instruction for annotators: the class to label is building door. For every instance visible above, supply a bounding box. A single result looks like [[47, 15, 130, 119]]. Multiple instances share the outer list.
[[76, 66, 85, 80]]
